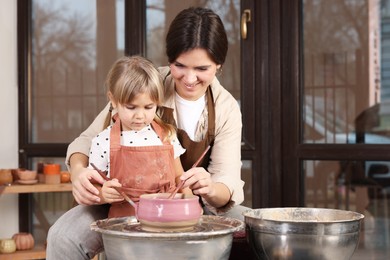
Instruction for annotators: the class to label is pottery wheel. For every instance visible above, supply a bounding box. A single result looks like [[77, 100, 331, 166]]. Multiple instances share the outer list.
[[125, 223, 207, 233], [92, 215, 245, 239], [123, 217, 237, 233]]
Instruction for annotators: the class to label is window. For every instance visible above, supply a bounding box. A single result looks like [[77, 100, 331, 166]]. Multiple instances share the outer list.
[[17, 0, 137, 242]]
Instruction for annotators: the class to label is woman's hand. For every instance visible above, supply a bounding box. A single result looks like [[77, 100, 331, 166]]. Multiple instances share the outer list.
[[69, 153, 105, 205], [181, 167, 215, 196], [101, 179, 124, 204], [71, 165, 105, 205], [180, 167, 231, 208]]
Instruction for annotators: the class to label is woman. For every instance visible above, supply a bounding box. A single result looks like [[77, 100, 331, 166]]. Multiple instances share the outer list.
[[47, 7, 246, 260]]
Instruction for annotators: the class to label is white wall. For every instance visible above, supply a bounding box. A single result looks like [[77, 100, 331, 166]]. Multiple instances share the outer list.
[[0, 0, 19, 237]]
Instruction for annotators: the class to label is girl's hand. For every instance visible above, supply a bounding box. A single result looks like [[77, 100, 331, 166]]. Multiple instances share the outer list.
[[101, 179, 124, 203]]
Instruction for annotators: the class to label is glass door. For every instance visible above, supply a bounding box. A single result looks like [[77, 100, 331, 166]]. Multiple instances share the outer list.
[[301, 0, 390, 258]]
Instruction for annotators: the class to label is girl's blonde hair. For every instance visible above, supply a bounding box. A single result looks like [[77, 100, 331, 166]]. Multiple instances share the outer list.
[[103, 55, 176, 141]]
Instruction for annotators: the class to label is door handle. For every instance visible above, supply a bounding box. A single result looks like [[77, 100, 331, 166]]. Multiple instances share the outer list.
[[241, 9, 251, 39]]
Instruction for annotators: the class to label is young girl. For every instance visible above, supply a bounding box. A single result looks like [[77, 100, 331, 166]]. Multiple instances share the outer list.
[[89, 55, 190, 218]]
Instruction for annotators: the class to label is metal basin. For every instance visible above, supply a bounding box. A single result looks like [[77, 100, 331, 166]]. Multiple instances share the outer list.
[[91, 215, 244, 260], [243, 208, 364, 260]]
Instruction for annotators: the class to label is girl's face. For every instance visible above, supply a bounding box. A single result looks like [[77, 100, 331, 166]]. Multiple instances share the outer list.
[[111, 92, 157, 131], [170, 48, 221, 101]]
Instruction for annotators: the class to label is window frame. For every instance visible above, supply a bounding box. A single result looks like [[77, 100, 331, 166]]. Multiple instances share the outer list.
[[16, 0, 145, 232]]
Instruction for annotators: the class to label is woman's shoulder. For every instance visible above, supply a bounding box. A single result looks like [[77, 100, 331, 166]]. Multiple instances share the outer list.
[[210, 78, 242, 135], [210, 78, 240, 112]]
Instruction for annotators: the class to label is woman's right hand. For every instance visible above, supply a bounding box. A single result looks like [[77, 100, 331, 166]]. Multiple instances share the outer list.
[[69, 153, 105, 205], [71, 165, 105, 205]]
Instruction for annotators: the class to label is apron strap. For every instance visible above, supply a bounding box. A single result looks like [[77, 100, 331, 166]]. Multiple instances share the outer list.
[[110, 114, 121, 151], [206, 87, 216, 143], [150, 120, 170, 145]]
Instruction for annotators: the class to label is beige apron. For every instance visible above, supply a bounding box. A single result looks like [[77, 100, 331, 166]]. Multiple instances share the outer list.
[[108, 115, 176, 218]]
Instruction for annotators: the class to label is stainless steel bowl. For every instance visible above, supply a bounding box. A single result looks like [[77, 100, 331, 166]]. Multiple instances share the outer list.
[[243, 208, 364, 260], [91, 215, 244, 260]]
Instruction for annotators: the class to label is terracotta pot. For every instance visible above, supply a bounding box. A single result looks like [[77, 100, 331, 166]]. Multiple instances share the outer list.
[[17, 169, 37, 181], [0, 169, 13, 185], [12, 232, 34, 250], [60, 171, 71, 183], [43, 164, 61, 184], [43, 164, 61, 174]]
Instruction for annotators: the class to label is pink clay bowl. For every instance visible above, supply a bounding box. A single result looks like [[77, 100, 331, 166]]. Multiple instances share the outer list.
[[137, 193, 203, 232]]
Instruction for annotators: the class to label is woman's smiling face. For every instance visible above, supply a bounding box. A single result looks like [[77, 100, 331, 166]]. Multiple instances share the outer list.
[[169, 48, 221, 101]]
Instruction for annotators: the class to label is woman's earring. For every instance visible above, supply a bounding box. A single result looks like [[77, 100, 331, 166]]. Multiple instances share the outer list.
[[109, 103, 113, 113], [217, 67, 223, 76]]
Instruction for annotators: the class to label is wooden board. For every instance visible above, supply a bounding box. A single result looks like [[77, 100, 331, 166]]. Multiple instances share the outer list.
[[0, 183, 72, 195], [0, 246, 46, 260]]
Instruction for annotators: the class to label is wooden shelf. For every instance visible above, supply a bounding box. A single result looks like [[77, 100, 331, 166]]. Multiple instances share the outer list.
[[0, 246, 100, 260], [0, 245, 46, 260], [0, 183, 72, 260], [0, 183, 72, 195], [0, 184, 74, 260]]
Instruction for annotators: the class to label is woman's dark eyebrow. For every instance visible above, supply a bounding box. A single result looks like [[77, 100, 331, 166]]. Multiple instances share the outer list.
[[174, 61, 211, 69], [196, 65, 211, 69], [174, 61, 184, 66]]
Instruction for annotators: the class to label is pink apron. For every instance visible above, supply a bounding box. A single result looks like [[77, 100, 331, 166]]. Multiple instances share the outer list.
[[108, 115, 176, 218]]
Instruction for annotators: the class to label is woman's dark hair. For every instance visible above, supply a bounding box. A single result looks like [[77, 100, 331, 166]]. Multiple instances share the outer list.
[[166, 7, 228, 65]]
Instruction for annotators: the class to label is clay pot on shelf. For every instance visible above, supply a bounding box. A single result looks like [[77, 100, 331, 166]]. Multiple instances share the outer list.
[[11, 168, 19, 181], [17, 169, 37, 181], [60, 171, 71, 183], [12, 232, 35, 250], [0, 169, 13, 185], [0, 238, 16, 253], [43, 164, 61, 184]]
